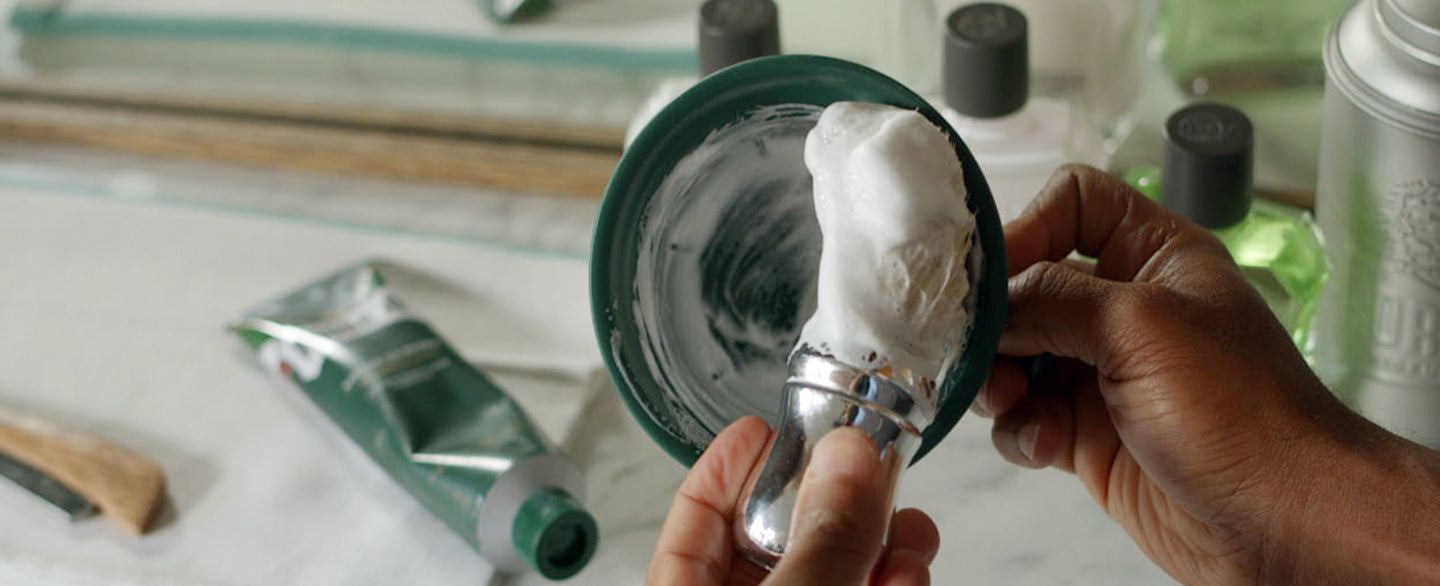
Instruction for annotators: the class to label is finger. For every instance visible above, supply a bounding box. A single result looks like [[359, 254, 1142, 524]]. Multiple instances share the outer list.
[[974, 357, 1027, 419], [764, 427, 896, 586], [1006, 164, 1229, 284], [873, 549, 929, 586], [648, 416, 773, 586], [872, 509, 938, 586], [990, 373, 1078, 470], [1004, 256, 1222, 382], [991, 363, 1122, 473], [888, 508, 940, 565], [1000, 260, 1132, 369]]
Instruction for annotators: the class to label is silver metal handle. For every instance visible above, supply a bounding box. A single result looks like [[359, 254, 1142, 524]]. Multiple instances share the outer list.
[[734, 349, 931, 568]]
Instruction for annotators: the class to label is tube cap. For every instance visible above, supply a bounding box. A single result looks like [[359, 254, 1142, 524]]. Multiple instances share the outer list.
[[1161, 103, 1254, 229], [699, 0, 780, 76], [943, 3, 1028, 118], [511, 488, 598, 580]]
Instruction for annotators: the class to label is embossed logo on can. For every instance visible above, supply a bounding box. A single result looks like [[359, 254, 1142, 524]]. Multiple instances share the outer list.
[[1380, 179, 1440, 290], [1369, 179, 1440, 383]]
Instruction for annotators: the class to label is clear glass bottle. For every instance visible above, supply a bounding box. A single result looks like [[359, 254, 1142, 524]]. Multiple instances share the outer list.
[[1124, 104, 1328, 354], [896, 0, 1142, 171], [624, 0, 780, 148], [933, 0, 1127, 96], [930, 3, 1078, 223]]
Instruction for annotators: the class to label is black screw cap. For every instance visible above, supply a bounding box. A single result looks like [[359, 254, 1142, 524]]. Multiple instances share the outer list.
[[943, 3, 1029, 118], [699, 0, 780, 76], [1161, 103, 1255, 229]]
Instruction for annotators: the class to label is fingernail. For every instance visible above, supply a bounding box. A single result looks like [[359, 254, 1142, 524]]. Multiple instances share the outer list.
[[1017, 422, 1040, 462], [808, 428, 880, 481]]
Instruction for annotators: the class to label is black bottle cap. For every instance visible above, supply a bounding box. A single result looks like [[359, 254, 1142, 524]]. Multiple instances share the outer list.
[[699, 0, 780, 76], [1161, 103, 1254, 229], [943, 2, 1029, 118]]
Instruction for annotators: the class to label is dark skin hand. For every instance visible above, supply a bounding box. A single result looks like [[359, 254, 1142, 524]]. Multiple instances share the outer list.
[[648, 164, 1440, 585], [977, 165, 1440, 584]]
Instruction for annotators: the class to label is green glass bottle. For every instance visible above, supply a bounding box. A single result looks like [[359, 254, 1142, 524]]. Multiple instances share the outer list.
[[1153, 0, 1349, 98], [1141, 0, 1350, 195], [1125, 104, 1328, 356]]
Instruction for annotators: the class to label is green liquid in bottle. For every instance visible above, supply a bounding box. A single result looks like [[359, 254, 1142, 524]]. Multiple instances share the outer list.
[[1145, 0, 1349, 195], [1154, 0, 1349, 98], [1123, 165, 1163, 202], [1124, 165, 1329, 356]]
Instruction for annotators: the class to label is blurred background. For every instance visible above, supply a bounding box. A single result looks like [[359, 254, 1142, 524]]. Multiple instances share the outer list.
[[0, 0, 1344, 254]]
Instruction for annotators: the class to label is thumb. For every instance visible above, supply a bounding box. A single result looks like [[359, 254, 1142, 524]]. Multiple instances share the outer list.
[[763, 427, 898, 586]]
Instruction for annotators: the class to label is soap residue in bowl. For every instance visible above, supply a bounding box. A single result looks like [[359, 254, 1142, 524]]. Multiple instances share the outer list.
[[630, 104, 823, 441], [625, 101, 987, 446]]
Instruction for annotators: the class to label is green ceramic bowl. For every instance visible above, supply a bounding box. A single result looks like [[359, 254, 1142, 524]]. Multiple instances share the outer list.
[[592, 55, 1007, 466]]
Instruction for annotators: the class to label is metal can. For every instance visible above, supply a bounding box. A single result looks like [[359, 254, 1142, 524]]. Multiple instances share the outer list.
[[1314, 0, 1440, 447]]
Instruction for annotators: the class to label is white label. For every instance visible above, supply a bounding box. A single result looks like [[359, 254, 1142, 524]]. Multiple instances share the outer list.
[[258, 339, 326, 383]]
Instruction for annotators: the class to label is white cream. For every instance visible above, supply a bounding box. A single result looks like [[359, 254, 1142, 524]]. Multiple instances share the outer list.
[[796, 101, 976, 380]]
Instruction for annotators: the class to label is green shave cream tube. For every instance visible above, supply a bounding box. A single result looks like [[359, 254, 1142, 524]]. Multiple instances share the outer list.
[[230, 262, 597, 580]]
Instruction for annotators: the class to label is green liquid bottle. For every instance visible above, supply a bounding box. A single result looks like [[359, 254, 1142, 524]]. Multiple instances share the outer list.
[[1154, 0, 1348, 98], [1142, 0, 1350, 194], [1124, 104, 1328, 356]]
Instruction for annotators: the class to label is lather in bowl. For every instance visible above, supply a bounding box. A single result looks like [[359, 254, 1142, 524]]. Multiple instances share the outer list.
[[591, 55, 1007, 467]]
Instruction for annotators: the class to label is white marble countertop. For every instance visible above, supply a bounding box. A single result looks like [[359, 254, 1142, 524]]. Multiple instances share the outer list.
[[0, 173, 1174, 585]]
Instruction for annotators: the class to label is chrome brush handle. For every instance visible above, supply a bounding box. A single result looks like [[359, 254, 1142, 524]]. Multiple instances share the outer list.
[[734, 349, 933, 568]]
